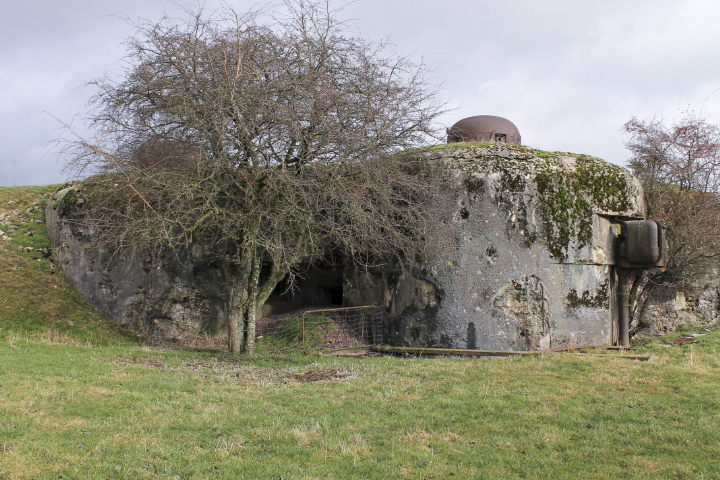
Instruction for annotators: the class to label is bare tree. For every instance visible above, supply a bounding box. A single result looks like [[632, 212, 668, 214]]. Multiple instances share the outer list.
[[623, 108, 720, 327], [64, 0, 447, 353], [625, 109, 720, 196]]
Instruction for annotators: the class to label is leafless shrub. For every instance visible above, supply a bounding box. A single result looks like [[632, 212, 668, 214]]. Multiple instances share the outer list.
[[623, 108, 720, 327], [63, 0, 449, 353]]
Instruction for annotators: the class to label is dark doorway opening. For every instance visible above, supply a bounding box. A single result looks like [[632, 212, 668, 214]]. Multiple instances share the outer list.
[[319, 286, 343, 306], [263, 265, 344, 315]]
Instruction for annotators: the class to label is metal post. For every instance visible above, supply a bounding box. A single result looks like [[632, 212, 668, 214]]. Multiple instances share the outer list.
[[617, 269, 630, 347], [301, 311, 307, 354]]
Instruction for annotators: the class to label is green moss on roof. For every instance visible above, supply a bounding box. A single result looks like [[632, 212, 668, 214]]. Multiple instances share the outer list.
[[427, 142, 536, 153], [535, 156, 632, 262], [422, 142, 589, 159], [430, 145, 638, 263]]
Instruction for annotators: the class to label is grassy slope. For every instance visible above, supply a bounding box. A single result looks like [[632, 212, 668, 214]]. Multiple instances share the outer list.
[[1, 186, 719, 479], [0, 185, 136, 346]]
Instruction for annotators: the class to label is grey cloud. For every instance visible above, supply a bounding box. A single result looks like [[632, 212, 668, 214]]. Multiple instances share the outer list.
[[2, 0, 720, 185]]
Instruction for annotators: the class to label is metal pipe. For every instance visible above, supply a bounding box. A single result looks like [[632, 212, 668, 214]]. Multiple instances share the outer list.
[[617, 269, 630, 347]]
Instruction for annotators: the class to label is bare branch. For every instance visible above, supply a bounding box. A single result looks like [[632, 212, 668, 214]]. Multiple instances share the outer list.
[[62, 0, 447, 354]]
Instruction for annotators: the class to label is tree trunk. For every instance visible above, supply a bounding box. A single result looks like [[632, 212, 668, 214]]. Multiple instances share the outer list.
[[246, 296, 258, 354], [629, 270, 652, 334], [226, 244, 291, 355], [228, 306, 243, 353], [227, 247, 254, 354], [240, 249, 262, 354], [228, 286, 257, 354]]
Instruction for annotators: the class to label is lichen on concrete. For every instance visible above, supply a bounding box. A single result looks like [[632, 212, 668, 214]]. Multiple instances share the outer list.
[[534, 156, 634, 262]]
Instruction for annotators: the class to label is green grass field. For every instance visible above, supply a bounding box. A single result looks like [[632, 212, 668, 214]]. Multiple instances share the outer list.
[[1, 186, 719, 479]]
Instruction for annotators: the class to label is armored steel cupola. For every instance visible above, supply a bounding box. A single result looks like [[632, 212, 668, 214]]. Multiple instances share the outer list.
[[447, 115, 521, 145]]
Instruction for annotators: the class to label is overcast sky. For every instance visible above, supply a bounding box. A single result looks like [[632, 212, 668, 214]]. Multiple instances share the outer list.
[[2, 0, 720, 186]]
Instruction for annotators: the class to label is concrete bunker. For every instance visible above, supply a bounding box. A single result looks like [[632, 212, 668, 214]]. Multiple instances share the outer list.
[[47, 120, 669, 351], [340, 140, 651, 351]]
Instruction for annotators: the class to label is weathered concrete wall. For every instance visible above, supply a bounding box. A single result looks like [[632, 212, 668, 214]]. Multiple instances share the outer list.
[[46, 186, 344, 339], [634, 273, 720, 337], [48, 144, 655, 349], [46, 186, 229, 342], [347, 144, 646, 350]]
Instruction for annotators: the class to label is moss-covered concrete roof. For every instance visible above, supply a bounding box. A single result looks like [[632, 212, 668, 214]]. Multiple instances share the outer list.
[[422, 144, 645, 262]]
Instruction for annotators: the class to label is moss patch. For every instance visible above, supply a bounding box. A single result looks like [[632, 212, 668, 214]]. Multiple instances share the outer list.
[[534, 157, 632, 262], [574, 156, 631, 212], [566, 280, 610, 310], [58, 188, 78, 216], [440, 146, 637, 262], [535, 171, 593, 261], [427, 142, 536, 156], [532, 149, 556, 158]]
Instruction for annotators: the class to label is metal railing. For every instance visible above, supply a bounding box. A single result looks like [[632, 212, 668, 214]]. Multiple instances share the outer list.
[[301, 305, 385, 352]]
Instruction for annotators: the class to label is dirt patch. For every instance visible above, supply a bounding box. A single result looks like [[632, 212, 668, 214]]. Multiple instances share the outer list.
[[110, 356, 241, 370], [110, 358, 169, 368], [288, 369, 350, 383], [108, 358, 356, 384], [143, 331, 229, 350]]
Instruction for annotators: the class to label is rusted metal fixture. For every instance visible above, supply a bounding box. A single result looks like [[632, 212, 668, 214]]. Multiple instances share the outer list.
[[447, 115, 521, 145], [545, 344, 631, 352], [614, 220, 666, 346], [617, 271, 631, 347], [616, 220, 664, 268]]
